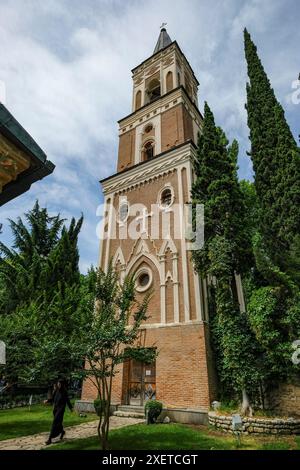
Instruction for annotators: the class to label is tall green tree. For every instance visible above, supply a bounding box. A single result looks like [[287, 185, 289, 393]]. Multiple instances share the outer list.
[[192, 103, 251, 279], [244, 28, 300, 269], [244, 30, 300, 388], [192, 103, 259, 412], [0, 201, 82, 313], [0, 201, 84, 386]]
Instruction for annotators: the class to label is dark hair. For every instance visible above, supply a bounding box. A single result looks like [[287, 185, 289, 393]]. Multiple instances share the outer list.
[[57, 379, 68, 391]]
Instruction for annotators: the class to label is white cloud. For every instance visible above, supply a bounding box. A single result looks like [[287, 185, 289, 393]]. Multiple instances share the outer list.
[[0, 0, 299, 271]]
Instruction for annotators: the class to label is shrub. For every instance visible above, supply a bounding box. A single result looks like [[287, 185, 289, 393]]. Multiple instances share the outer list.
[[145, 400, 163, 424], [0, 392, 45, 409]]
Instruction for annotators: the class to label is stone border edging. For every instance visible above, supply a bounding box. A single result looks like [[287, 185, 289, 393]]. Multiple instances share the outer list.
[[208, 411, 300, 435]]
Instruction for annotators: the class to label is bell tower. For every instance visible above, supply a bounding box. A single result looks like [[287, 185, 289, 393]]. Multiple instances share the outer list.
[[117, 27, 201, 172], [82, 28, 216, 419]]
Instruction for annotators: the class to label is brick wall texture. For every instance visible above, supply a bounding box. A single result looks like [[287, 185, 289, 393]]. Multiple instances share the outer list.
[[82, 322, 216, 410]]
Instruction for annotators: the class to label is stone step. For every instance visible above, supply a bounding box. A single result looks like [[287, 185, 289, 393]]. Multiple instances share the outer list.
[[118, 405, 144, 413], [113, 411, 145, 419]]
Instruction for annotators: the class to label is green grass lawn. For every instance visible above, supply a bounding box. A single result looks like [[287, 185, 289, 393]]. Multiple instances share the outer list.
[[2, 406, 300, 450], [0, 403, 96, 441], [46, 423, 300, 451]]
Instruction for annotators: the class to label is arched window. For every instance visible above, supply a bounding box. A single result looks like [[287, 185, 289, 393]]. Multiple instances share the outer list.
[[157, 185, 175, 210], [146, 79, 161, 103], [135, 90, 142, 110], [160, 188, 173, 208], [142, 141, 154, 161], [166, 71, 173, 92], [118, 201, 129, 223]]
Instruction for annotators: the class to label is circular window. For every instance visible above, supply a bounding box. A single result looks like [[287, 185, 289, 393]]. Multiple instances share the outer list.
[[139, 272, 150, 287], [119, 201, 129, 223], [160, 187, 173, 208], [135, 267, 153, 292]]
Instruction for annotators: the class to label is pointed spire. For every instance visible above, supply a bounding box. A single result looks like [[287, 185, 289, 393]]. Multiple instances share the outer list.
[[153, 27, 172, 54]]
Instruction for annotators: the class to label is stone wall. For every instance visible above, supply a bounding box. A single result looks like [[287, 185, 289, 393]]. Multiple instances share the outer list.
[[208, 412, 300, 435]]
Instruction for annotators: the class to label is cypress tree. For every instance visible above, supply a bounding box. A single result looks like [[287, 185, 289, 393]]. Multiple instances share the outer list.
[[192, 102, 251, 278], [244, 31, 300, 388], [192, 103, 259, 410], [244, 29, 300, 269]]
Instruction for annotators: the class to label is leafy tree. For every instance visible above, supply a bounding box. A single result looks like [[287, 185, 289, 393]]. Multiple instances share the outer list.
[[69, 263, 155, 450], [27, 284, 86, 385], [247, 286, 300, 383], [208, 236, 262, 413], [0, 201, 82, 313], [246, 234, 300, 382], [0, 201, 84, 388], [0, 304, 37, 384], [244, 29, 300, 270]]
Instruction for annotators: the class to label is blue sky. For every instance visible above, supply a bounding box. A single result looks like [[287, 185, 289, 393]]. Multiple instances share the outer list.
[[0, 0, 299, 272]]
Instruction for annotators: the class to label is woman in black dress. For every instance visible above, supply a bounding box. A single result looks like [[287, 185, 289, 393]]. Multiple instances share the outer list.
[[45, 380, 73, 445]]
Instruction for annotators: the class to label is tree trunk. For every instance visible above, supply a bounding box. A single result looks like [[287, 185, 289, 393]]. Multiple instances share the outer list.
[[101, 417, 108, 450], [97, 414, 102, 441], [241, 388, 253, 416]]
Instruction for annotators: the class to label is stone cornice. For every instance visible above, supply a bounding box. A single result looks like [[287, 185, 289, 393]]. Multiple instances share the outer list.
[[131, 41, 199, 87], [101, 141, 196, 195], [140, 320, 206, 330]]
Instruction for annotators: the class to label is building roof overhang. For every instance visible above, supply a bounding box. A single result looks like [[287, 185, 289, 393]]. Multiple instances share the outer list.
[[0, 103, 55, 206]]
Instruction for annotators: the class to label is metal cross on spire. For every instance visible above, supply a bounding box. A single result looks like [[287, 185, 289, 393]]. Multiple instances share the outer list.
[[154, 24, 172, 53]]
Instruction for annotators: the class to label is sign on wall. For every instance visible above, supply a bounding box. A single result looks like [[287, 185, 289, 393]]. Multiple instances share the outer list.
[[0, 341, 6, 365]]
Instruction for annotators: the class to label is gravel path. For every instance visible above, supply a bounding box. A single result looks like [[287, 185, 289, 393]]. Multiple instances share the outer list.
[[0, 416, 142, 450]]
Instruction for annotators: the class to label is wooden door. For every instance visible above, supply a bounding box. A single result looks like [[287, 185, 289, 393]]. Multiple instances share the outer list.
[[128, 360, 156, 406]]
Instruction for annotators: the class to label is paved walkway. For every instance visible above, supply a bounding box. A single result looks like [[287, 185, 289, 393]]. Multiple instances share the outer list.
[[0, 416, 142, 450]]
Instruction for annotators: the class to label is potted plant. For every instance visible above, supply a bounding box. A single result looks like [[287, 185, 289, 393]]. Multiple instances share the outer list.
[[145, 400, 163, 424]]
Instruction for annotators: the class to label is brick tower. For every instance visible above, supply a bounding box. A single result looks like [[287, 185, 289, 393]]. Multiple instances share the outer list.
[[82, 28, 216, 421]]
